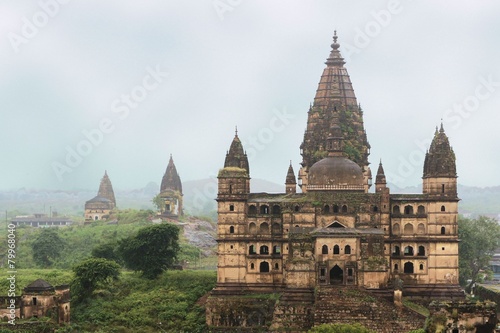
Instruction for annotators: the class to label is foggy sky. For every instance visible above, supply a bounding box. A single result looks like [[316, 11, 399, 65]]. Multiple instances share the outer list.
[[1, 1, 500, 191]]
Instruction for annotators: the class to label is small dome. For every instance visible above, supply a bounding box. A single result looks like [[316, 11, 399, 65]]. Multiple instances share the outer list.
[[308, 156, 364, 190]]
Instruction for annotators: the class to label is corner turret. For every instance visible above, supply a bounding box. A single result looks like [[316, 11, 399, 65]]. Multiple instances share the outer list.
[[285, 161, 297, 194], [218, 129, 250, 200], [422, 124, 457, 198]]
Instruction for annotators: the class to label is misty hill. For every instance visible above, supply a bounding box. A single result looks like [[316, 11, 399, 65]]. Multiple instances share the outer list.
[[1, 181, 499, 219]]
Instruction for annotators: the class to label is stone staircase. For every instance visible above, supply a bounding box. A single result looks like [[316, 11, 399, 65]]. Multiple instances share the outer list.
[[313, 286, 426, 333]]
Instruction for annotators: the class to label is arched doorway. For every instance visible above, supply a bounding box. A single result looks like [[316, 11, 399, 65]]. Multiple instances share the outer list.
[[329, 265, 343, 284], [404, 262, 414, 274]]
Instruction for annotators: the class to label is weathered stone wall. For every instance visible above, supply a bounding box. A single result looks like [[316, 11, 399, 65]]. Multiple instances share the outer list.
[[313, 286, 426, 333], [476, 285, 500, 318], [206, 294, 279, 332]]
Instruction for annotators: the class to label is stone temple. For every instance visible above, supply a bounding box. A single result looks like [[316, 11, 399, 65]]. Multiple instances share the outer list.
[[84, 171, 116, 222], [206, 32, 464, 332]]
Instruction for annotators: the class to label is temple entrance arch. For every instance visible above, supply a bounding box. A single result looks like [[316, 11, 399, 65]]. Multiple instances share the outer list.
[[329, 265, 343, 284]]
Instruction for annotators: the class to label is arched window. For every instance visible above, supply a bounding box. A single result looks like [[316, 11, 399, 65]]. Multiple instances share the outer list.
[[294, 205, 300, 212], [404, 223, 414, 234], [333, 205, 339, 213], [229, 204, 234, 211], [323, 205, 330, 214], [249, 245, 256, 255], [404, 205, 413, 215], [341, 205, 348, 213], [249, 222, 257, 234], [417, 205, 425, 214], [260, 222, 269, 234], [248, 205, 257, 215], [393, 246, 400, 256], [441, 205, 446, 212], [419, 263, 424, 270], [418, 246, 425, 256], [295, 225, 300, 229], [322, 245, 328, 254], [250, 263, 254, 269], [260, 261, 269, 273], [229, 226, 235, 234], [273, 245, 281, 254], [347, 268, 353, 277], [260, 205, 269, 214], [260, 245, 269, 255], [404, 246, 414, 256], [344, 245, 351, 254], [393, 223, 400, 235], [272, 223, 281, 234], [373, 206, 378, 212], [441, 226, 446, 235], [229, 184, 233, 194], [392, 205, 400, 214], [441, 184, 445, 193], [417, 223, 425, 234], [333, 245, 340, 254], [274, 263, 279, 270], [394, 264, 399, 271], [404, 262, 414, 274], [272, 205, 281, 215]]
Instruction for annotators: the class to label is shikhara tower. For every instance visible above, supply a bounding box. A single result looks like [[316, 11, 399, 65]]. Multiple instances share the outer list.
[[84, 171, 116, 221], [299, 31, 371, 192], [159, 154, 183, 218]]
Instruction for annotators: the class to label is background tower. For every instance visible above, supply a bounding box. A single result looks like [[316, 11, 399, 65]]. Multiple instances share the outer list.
[[159, 155, 183, 217]]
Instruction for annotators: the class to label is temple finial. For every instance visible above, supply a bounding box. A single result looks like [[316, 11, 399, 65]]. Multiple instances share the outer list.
[[235, 126, 238, 136], [333, 30, 338, 43]]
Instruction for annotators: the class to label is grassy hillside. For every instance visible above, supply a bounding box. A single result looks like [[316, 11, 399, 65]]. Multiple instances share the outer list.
[[71, 270, 216, 333], [0, 269, 216, 333], [0, 211, 215, 271]]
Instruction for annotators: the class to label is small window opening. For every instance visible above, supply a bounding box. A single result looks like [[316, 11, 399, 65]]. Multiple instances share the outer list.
[[321, 245, 328, 254], [441, 226, 446, 235], [333, 245, 340, 254], [229, 205, 234, 211]]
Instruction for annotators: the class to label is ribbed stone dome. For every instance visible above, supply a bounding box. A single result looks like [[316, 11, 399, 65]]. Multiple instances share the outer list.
[[307, 156, 364, 190]]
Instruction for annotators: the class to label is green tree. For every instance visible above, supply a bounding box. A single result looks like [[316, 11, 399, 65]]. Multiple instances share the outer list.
[[459, 215, 500, 292], [31, 228, 66, 267], [71, 258, 120, 302], [117, 223, 180, 279], [152, 194, 165, 212], [91, 242, 122, 265], [308, 323, 375, 333]]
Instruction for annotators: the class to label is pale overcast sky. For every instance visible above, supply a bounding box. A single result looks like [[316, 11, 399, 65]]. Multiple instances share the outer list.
[[1, 1, 499, 191]]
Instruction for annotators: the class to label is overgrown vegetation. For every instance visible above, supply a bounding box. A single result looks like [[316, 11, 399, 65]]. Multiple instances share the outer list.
[[71, 270, 216, 333], [458, 215, 500, 291], [308, 323, 375, 333], [117, 223, 180, 279]]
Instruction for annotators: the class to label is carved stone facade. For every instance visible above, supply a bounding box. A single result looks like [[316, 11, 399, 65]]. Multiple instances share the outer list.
[[84, 171, 116, 221], [207, 32, 464, 332]]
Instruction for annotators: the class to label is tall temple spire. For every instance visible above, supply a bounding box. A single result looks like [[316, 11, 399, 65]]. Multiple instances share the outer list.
[[299, 32, 371, 190], [423, 125, 456, 179], [160, 155, 182, 193], [285, 161, 297, 194], [98, 170, 116, 206], [375, 160, 387, 185], [224, 132, 250, 175]]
